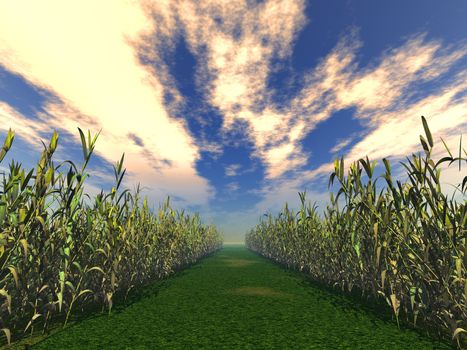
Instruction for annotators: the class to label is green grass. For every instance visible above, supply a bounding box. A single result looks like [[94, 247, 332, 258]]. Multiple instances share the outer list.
[[10, 245, 454, 349]]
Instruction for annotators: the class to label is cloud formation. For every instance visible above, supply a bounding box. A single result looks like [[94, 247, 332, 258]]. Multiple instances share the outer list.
[[0, 0, 213, 206], [146, 1, 466, 183], [1, 0, 466, 241], [153, 0, 465, 231], [225, 164, 241, 177]]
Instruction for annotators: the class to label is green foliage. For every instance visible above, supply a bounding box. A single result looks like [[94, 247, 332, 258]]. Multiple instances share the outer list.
[[246, 116, 467, 349], [0, 128, 223, 346], [16, 246, 452, 349]]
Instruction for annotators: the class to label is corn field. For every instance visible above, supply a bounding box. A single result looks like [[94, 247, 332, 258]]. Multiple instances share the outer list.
[[246, 117, 466, 349], [0, 128, 223, 346]]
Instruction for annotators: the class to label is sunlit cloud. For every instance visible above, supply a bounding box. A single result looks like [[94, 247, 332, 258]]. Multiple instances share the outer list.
[[164, 0, 466, 185], [171, 0, 307, 180], [0, 102, 47, 148], [1, 0, 465, 242], [343, 77, 467, 164], [0, 0, 213, 206], [166, 0, 466, 221], [330, 137, 354, 154], [287, 76, 466, 206]]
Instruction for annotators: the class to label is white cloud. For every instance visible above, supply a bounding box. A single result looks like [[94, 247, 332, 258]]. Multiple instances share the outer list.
[[0, 0, 213, 206], [172, 0, 308, 180], [0, 102, 48, 149], [330, 137, 353, 154], [1, 0, 466, 241], [343, 75, 467, 165], [166, 1, 467, 186], [226, 182, 240, 192], [225, 164, 241, 177]]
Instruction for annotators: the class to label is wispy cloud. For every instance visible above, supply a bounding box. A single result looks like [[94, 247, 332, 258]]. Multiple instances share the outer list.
[[342, 75, 467, 164], [1, 0, 465, 240], [162, 1, 466, 183], [162, 0, 466, 219], [170, 0, 308, 179], [0, 0, 213, 206], [0, 102, 48, 148], [330, 137, 354, 154], [226, 182, 240, 193], [225, 164, 241, 177]]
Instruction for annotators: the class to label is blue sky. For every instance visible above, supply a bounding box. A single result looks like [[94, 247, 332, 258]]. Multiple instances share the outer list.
[[0, 1, 466, 242]]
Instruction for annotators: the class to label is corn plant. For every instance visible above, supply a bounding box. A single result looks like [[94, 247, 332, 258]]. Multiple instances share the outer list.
[[0, 128, 223, 346], [246, 116, 466, 349]]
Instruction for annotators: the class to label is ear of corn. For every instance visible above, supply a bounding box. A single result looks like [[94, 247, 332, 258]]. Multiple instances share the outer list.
[[246, 116, 466, 348], [0, 128, 223, 345]]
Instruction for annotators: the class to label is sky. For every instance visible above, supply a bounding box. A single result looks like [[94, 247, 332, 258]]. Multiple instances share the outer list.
[[0, 0, 466, 243]]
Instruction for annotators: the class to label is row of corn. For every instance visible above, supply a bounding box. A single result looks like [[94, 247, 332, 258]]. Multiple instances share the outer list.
[[246, 117, 466, 349], [0, 128, 223, 346]]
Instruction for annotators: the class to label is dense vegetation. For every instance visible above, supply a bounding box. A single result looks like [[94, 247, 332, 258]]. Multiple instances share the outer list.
[[0, 128, 223, 346], [246, 117, 466, 349], [18, 246, 454, 349]]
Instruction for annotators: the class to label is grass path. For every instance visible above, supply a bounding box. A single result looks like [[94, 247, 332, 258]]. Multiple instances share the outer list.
[[16, 245, 452, 349]]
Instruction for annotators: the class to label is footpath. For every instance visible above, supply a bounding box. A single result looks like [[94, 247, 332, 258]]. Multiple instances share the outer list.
[[16, 245, 453, 349]]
